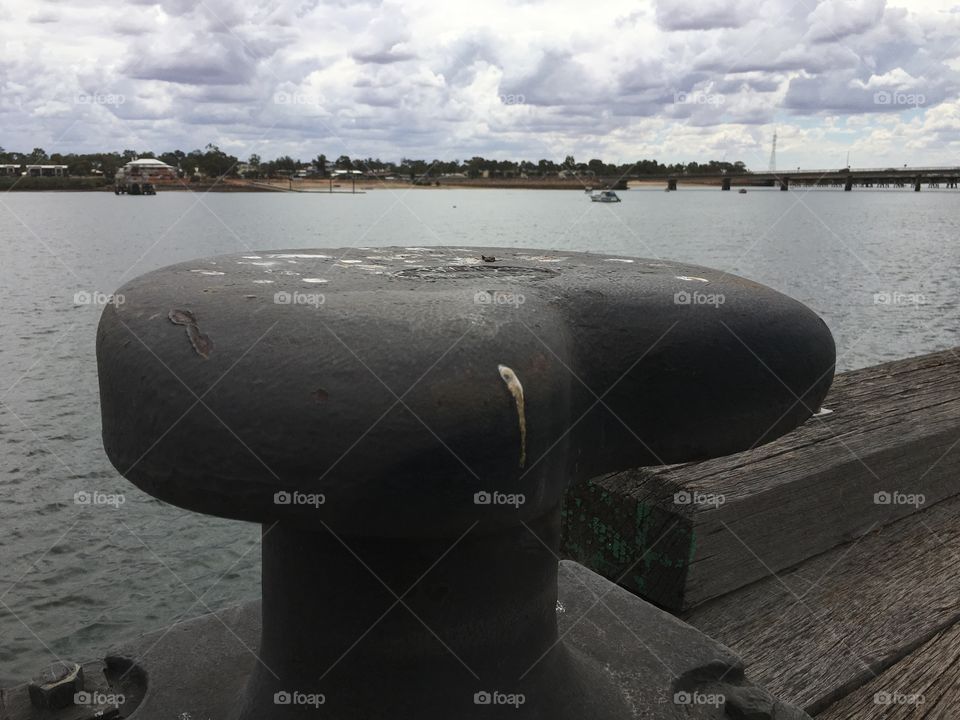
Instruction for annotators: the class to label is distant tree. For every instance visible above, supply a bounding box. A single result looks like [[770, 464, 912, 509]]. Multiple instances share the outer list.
[[196, 144, 239, 178], [29, 147, 48, 162], [587, 158, 606, 176], [335, 154, 353, 170], [465, 156, 488, 179], [314, 153, 327, 177], [537, 159, 557, 176], [274, 155, 297, 172]]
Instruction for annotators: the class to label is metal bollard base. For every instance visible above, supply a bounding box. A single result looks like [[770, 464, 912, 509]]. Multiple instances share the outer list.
[[64, 561, 809, 720]]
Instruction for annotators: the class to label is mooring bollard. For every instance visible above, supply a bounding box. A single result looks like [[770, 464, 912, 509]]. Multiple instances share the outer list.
[[96, 247, 834, 719]]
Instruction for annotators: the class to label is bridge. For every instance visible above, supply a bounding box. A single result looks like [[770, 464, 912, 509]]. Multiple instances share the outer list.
[[629, 166, 960, 192]]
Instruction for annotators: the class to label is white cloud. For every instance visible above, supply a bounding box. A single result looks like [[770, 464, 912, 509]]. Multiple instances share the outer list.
[[0, 0, 957, 167]]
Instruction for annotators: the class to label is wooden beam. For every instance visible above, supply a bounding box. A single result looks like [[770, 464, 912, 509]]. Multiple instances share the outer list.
[[815, 619, 960, 718], [682, 494, 960, 714], [562, 348, 960, 610]]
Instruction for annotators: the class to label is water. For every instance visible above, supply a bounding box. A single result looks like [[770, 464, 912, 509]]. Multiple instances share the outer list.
[[0, 186, 958, 683]]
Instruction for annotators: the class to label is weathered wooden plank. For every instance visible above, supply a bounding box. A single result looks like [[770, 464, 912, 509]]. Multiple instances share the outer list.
[[562, 348, 960, 609], [815, 620, 960, 719], [682, 495, 960, 715]]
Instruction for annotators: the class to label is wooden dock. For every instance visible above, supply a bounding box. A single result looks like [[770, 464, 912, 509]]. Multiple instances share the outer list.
[[563, 347, 960, 717]]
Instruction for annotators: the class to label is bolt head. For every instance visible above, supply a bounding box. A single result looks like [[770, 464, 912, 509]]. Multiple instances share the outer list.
[[28, 661, 84, 710]]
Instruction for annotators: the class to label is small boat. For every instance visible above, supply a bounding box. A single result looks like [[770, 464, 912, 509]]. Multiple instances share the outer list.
[[590, 190, 621, 203], [738, 188, 748, 194]]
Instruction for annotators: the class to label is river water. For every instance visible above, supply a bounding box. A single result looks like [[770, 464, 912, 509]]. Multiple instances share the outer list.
[[0, 186, 957, 683]]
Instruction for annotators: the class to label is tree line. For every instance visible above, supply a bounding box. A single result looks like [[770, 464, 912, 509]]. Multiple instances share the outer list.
[[0, 145, 750, 180]]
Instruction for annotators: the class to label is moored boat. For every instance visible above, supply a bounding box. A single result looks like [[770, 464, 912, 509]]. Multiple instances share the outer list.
[[589, 190, 621, 203]]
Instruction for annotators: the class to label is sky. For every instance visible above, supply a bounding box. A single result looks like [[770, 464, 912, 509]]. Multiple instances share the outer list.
[[1, 0, 959, 170]]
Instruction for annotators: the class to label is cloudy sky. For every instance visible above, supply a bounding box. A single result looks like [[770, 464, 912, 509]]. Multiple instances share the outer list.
[[1, 0, 959, 169]]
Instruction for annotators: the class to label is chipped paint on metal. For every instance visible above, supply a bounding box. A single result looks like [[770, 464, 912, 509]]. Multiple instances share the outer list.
[[498, 364, 526, 468], [168, 309, 212, 359]]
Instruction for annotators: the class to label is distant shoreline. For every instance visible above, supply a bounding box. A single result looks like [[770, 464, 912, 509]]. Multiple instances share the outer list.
[[0, 177, 710, 192]]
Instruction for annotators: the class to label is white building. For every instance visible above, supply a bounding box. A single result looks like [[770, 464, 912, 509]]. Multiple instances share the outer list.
[[118, 158, 178, 183], [26, 164, 68, 177]]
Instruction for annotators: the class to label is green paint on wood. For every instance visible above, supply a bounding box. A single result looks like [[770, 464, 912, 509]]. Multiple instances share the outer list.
[[562, 477, 699, 609]]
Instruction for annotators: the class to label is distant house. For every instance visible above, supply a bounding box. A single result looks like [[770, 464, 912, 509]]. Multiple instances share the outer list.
[[118, 158, 177, 183], [25, 164, 68, 177], [0, 164, 20, 176]]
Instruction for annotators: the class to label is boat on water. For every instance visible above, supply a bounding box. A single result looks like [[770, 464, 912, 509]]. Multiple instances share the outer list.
[[738, 188, 748, 194], [589, 190, 621, 203]]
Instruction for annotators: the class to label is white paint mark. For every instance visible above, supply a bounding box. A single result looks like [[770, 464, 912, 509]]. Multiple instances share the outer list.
[[603, 258, 635, 264], [519, 255, 568, 262], [676, 275, 710, 283], [814, 407, 834, 417], [190, 269, 226, 275], [498, 364, 526, 469], [303, 278, 328, 284], [252, 279, 274, 284], [267, 253, 331, 259]]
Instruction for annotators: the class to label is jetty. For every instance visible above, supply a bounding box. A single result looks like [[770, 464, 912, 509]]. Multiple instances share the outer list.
[[565, 346, 960, 716], [647, 165, 960, 191]]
